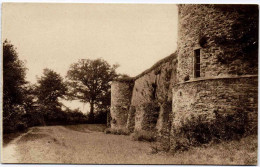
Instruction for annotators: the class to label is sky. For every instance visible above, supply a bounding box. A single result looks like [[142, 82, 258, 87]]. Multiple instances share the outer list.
[[2, 3, 178, 113]]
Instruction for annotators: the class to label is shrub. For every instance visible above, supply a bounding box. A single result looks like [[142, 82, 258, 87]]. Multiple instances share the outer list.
[[104, 128, 112, 134], [131, 130, 157, 142], [104, 128, 130, 135], [16, 122, 28, 131], [3, 108, 29, 134], [171, 109, 249, 152], [141, 102, 160, 131], [117, 128, 130, 135]]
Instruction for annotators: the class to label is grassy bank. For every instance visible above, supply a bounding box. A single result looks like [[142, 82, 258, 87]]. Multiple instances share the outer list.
[[2, 124, 257, 165], [169, 134, 257, 165]]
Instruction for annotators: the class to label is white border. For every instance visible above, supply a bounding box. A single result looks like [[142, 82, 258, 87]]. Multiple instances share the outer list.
[[0, 1, 259, 167]]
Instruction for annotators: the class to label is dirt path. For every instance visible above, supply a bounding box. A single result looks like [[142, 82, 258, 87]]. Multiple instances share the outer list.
[[1, 125, 175, 164], [2, 129, 33, 163], [2, 124, 257, 164]]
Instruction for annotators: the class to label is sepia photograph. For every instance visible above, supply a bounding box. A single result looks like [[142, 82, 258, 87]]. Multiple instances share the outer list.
[[1, 2, 258, 165]]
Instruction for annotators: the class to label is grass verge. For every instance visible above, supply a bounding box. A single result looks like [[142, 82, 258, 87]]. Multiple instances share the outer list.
[[130, 130, 156, 142]]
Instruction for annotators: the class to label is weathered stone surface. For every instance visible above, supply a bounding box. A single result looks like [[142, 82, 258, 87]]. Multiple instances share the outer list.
[[168, 4, 258, 151], [177, 4, 258, 83], [171, 76, 258, 150], [110, 4, 258, 153], [156, 101, 172, 151], [110, 81, 134, 129], [126, 106, 136, 132], [110, 53, 177, 132], [131, 54, 177, 132]]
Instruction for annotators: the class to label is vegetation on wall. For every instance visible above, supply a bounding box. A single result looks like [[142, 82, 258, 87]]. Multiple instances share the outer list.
[[126, 106, 136, 132], [141, 102, 160, 131], [171, 108, 250, 152], [214, 5, 258, 67], [156, 101, 172, 152]]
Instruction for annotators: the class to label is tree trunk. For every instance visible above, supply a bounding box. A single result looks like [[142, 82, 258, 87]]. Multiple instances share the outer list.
[[89, 101, 94, 123]]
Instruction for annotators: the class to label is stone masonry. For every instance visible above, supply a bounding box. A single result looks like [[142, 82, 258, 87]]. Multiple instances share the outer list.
[[110, 4, 258, 151]]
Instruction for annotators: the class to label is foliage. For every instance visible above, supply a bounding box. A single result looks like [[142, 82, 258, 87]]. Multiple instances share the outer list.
[[104, 128, 130, 135], [3, 40, 28, 133], [67, 59, 118, 121], [3, 40, 27, 115], [32, 69, 68, 125], [169, 134, 257, 165], [141, 102, 160, 131], [2, 41, 105, 133], [171, 109, 249, 152], [156, 101, 172, 152], [36, 69, 67, 107], [22, 84, 38, 113], [93, 110, 108, 124], [3, 107, 27, 134], [126, 106, 136, 132], [214, 5, 258, 67]]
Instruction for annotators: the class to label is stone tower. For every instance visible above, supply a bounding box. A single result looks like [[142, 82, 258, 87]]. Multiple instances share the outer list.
[[171, 4, 258, 150], [110, 79, 134, 129], [109, 4, 258, 152]]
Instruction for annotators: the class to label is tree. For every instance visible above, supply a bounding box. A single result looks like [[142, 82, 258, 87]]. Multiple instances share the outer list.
[[67, 59, 118, 122], [36, 69, 67, 108], [3, 40, 27, 113], [3, 40, 28, 133]]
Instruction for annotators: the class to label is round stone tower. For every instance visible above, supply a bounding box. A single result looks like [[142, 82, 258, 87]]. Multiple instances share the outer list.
[[177, 4, 258, 81], [171, 4, 258, 150], [110, 79, 134, 129]]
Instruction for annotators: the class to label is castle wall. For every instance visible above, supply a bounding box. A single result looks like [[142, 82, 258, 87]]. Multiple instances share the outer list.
[[170, 4, 258, 151], [130, 54, 177, 132], [171, 76, 258, 150], [177, 5, 258, 82], [110, 80, 134, 129], [109, 4, 258, 153]]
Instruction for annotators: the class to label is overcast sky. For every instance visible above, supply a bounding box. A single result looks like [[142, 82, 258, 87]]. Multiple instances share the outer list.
[[2, 3, 178, 112]]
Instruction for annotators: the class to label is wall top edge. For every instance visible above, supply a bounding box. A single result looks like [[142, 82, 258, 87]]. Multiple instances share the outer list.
[[113, 52, 177, 83], [175, 75, 258, 85]]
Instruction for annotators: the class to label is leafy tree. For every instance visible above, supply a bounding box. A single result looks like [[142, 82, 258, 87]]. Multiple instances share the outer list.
[[35, 69, 67, 125], [36, 69, 67, 107], [67, 59, 118, 122], [3, 40, 29, 133], [3, 40, 27, 114], [22, 83, 37, 112]]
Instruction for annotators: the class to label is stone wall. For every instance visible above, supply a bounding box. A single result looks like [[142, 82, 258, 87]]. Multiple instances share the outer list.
[[131, 53, 177, 132], [171, 76, 258, 150], [110, 80, 134, 129], [110, 53, 177, 133], [169, 4, 258, 151], [109, 4, 258, 153], [177, 4, 258, 83]]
